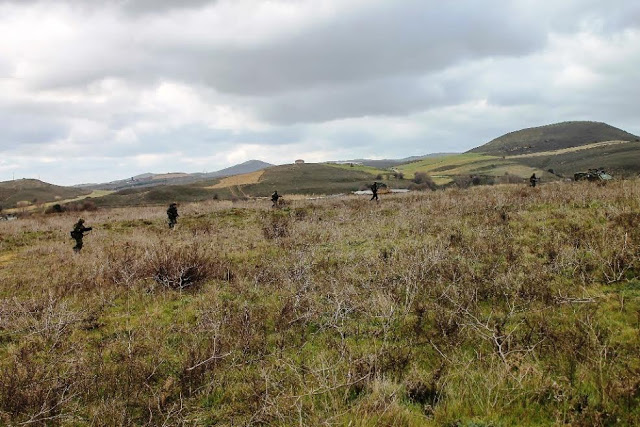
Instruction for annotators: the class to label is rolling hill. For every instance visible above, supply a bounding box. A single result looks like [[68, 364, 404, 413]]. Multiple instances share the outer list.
[[5, 121, 639, 209], [80, 160, 274, 191], [400, 122, 640, 183], [469, 121, 639, 156], [0, 179, 91, 210], [91, 163, 393, 207]]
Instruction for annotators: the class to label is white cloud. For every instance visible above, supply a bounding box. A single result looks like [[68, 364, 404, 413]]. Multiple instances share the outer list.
[[0, 0, 639, 185]]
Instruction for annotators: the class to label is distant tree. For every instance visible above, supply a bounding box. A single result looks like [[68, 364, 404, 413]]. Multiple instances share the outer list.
[[454, 175, 472, 189], [409, 172, 436, 191]]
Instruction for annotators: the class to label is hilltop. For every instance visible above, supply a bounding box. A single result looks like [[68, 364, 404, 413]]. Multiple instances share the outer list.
[[81, 160, 274, 191], [469, 121, 639, 156], [400, 121, 640, 184], [0, 179, 90, 210]]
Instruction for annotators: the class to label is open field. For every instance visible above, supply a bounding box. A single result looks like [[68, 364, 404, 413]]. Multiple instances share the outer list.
[[1, 179, 639, 425], [396, 153, 552, 184], [206, 170, 265, 189], [514, 142, 640, 178]]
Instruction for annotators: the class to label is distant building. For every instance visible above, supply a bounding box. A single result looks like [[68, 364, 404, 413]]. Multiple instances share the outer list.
[[295, 159, 305, 164]]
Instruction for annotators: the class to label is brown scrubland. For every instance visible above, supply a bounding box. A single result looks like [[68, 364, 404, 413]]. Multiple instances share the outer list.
[[0, 180, 639, 425]]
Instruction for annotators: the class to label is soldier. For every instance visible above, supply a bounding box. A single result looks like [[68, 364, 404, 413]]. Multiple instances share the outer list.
[[370, 182, 379, 201], [70, 219, 92, 252], [529, 173, 539, 187], [167, 203, 179, 229], [271, 191, 280, 207]]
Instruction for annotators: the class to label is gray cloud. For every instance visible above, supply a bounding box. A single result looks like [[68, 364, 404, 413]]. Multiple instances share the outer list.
[[0, 0, 217, 15], [1, 0, 639, 185]]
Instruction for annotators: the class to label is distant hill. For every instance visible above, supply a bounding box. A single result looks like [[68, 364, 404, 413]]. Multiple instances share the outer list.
[[81, 160, 274, 191], [92, 163, 396, 207], [203, 160, 273, 179], [396, 121, 640, 184], [469, 121, 639, 156], [331, 153, 456, 169], [0, 179, 90, 210]]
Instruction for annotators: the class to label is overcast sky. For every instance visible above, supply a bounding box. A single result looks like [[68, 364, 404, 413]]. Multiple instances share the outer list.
[[1, 0, 639, 185]]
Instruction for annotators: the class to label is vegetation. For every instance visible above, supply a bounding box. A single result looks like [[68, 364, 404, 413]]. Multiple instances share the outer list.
[[397, 153, 550, 186], [470, 121, 639, 156], [1, 179, 639, 425], [513, 142, 640, 178], [0, 179, 90, 210]]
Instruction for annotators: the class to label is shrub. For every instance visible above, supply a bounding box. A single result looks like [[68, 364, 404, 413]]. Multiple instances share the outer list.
[[453, 175, 473, 189], [499, 173, 524, 184], [45, 204, 65, 214], [143, 243, 230, 290], [409, 172, 436, 191]]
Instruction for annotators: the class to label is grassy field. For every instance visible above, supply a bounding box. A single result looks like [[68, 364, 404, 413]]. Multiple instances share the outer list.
[[514, 142, 640, 178], [396, 153, 551, 185], [1, 179, 639, 425]]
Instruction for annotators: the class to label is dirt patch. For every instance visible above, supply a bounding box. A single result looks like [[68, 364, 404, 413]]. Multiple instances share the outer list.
[[207, 170, 265, 189], [0, 252, 16, 268]]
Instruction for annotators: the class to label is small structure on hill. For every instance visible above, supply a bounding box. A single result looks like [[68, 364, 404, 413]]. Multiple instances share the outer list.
[[295, 159, 305, 164]]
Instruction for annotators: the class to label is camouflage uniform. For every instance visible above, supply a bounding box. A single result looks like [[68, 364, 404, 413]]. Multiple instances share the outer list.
[[167, 203, 179, 229], [70, 219, 92, 252], [529, 173, 539, 187], [370, 182, 379, 201]]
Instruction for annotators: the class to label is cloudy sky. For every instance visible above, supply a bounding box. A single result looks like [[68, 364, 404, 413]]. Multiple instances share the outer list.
[[1, 0, 639, 185]]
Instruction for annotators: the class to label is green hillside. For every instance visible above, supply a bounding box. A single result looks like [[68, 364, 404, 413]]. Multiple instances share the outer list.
[[395, 122, 640, 183], [92, 163, 393, 207], [396, 153, 552, 185], [513, 141, 640, 177], [470, 121, 639, 156], [0, 179, 90, 210]]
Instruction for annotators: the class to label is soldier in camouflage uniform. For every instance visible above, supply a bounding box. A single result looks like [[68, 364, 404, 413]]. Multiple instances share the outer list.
[[370, 182, 379, 201], [167, 203, 179, 229], [529, 173, 539, 187], [70, 219, 92, 252], [271, 191, 280, 208]]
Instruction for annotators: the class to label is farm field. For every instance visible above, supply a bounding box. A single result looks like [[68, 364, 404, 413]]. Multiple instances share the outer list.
[[0, 180, 639, 425], [396, 153, 551, 185]]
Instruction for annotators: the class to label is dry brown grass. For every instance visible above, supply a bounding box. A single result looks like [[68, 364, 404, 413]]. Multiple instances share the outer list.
[[206, 170, 265, 189], [0, 179, 639, 425]]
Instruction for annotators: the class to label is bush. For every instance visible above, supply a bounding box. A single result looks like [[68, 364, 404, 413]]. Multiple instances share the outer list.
[[453, 175, 473, 189], [143, 243, 230, 291], [63, 200, 98, 212], [45, 204, 65, 214], [499, 173, 524, 184], [410, 172, 436, 191]]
